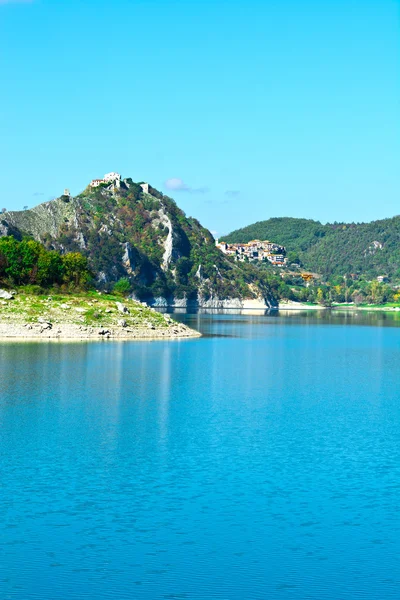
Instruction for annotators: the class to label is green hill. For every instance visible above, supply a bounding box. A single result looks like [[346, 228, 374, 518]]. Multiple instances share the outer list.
[[224, 216, 400, 280], [0, 179, 277, 307]]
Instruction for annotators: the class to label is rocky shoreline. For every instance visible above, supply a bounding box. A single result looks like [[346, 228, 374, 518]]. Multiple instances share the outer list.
[[0, 321, 200, 341], [0, 291, 201, 341]]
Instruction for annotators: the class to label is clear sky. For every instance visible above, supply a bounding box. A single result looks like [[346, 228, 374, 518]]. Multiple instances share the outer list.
[[1, 0, 399, 235]]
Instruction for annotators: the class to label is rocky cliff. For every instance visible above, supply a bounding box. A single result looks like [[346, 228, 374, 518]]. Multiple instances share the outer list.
[[0, 178, 277, 307]]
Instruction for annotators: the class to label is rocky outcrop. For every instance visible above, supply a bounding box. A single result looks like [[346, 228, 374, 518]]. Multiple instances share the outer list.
[[159, 209, 173, 271], [145, 294, 277, 310], [122, 242, 136, 274], [0, 197, 84, 241]]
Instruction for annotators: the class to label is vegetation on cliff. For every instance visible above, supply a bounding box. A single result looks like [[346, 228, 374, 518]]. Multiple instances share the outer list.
[[0, 180, 277, 305]]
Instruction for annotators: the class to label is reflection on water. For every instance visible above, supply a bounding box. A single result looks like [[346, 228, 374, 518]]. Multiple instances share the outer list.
[[161, 308, 400, 337], [1, 313, 400, 600]]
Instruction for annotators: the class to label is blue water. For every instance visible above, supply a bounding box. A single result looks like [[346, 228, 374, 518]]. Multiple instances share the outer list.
[[1, 311, 400, 600]]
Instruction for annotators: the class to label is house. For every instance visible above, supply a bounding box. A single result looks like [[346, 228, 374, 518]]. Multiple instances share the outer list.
[[90, 179, 105, 188], [90, 172, 121, 188], [377, 276, 388, 283], [216, 238, 287, 264], [267, 254, 286, 266]]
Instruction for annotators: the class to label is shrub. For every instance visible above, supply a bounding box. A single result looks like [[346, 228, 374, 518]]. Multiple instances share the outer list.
[[113, 277, 131, 296]]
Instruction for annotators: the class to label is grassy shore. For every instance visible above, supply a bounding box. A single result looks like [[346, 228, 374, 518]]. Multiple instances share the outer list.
[[332, 302, 400, 311], [279, 300, 400, 312], [0, 290, 201, 340]]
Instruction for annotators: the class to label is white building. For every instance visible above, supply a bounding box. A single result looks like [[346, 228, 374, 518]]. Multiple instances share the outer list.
[[104, 172, 121, 184], [90, 172, 121, 188]]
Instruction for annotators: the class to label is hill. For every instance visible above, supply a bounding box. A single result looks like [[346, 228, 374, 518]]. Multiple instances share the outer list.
[[0, 178, 277, 308], [224, 216, 400, 280]]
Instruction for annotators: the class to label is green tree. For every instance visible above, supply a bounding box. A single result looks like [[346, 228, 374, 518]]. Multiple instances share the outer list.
[[37, 250, 63, 286], [62, 253, 91, 287], [316, 288, 325, 305]]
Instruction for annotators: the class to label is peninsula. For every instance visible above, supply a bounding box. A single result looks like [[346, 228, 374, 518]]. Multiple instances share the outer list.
[[0, 290, 200, 340]]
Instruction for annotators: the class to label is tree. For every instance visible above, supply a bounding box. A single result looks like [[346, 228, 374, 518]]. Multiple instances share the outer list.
[[287, 251, 301, 266], [62, 253, 91, 287], [316, 288, 325, 305], [37, 250, 63, 286], [175, 257, 192, 286]]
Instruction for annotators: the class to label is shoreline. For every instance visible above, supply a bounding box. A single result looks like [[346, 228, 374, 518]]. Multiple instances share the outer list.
[[277, 302, 326, 310], [0, 292, 201, 342], [0, 322, 201, 341], [331, 305, 400, 313]]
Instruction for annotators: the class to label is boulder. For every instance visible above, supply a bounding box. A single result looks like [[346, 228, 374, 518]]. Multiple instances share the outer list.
[[116, 302, 130, 315], [38, 317, 52, 326], [0, 289, 13, 300], [117, 319, 127, 328]]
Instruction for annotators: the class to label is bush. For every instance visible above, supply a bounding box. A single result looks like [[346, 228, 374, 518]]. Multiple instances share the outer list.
[[113, 277, 131, 296], [22, 284, 45, 295]]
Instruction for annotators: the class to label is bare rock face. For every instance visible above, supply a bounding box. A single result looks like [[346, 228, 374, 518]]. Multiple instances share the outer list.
[[0, 289, 13, 300]]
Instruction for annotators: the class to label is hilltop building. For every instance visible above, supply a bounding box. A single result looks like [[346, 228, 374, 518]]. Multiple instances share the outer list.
[[90, 172, 121, 188]]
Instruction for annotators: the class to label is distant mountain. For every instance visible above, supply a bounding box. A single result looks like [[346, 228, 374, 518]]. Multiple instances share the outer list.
[[224, 217, 400, 279], [0, 178, 277, 307]]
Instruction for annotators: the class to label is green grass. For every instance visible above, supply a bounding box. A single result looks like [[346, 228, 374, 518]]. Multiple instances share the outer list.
[[0, 289, 171, 329], [333, 302, 400, 309]]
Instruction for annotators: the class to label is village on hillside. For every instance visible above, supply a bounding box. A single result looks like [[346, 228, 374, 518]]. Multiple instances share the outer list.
[[216, 239, 288, 266]]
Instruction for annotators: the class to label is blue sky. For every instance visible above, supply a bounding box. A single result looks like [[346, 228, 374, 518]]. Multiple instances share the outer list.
[[1, 0, 399, 235]]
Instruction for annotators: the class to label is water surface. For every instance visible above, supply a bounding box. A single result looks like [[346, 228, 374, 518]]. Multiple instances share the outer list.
[[1, 311, 400, 599]]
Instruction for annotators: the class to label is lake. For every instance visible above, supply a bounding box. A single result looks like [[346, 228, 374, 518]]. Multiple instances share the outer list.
[[1, 310, 400, 599]]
